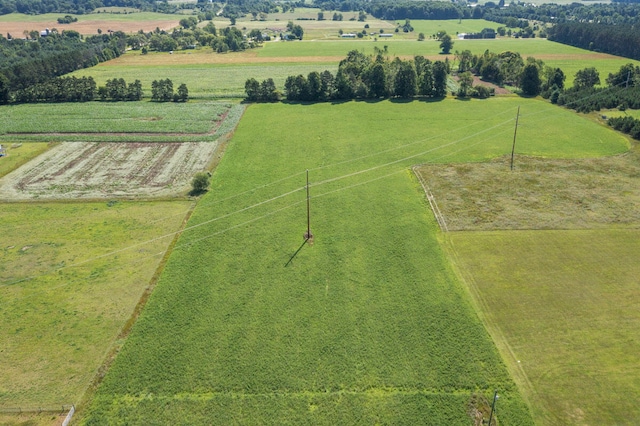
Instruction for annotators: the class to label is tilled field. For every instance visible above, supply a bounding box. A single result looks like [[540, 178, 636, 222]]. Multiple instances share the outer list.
[[0, 141, 219, 200]]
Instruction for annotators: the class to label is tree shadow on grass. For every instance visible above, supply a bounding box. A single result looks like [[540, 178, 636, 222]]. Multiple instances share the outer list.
[[188, 188, 208, 197]]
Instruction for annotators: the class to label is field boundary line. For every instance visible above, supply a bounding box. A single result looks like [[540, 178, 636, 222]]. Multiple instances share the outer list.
[[73, 202, 198, 421], [413, 166, 448, 232], [442, 234, 537, 413]]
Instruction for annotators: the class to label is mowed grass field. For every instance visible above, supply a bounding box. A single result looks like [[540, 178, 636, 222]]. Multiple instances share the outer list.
[[80, 98, 624, 424], [448, 230, 640, 425], [0, 200, 192, 408]]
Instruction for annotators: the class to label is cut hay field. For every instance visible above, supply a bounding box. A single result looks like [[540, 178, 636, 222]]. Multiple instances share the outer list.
[[448, 229, 640, 425], [0, 11, 180, 35], [81, 98, 625, 424], [0, 200, 192, 408]]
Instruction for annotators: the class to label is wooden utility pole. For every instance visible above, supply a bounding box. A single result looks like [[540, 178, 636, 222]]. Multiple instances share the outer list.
[[510, 106, 520, 171], [488, 390, 499, 426], [304, 169, 313, 241]]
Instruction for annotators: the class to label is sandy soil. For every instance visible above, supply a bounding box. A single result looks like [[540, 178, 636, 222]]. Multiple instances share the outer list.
[[0, 141, 219, 200]]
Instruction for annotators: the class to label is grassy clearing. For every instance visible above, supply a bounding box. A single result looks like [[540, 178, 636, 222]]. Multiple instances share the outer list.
[[81, 100, 546, 424], [0, 143, 51, 178], [415, 152, 639, 231], [448, 229, 640, 425], [0, 102, 233, 134], [0, 201, 192, 408]]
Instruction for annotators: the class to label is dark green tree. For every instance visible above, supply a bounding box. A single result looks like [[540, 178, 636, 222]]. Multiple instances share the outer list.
[[245, 78, 260, 101], [393, 60, 417, 98], [191, 172, 210, 194], [174, 83, 188, 102], [520, 63, 541, 96], [574, 67, 600, 90], [439, 34, 453, 54], [151, 78, 173, 101]]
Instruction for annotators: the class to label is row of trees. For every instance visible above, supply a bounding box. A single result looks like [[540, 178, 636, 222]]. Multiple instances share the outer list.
[[310, 0, 640, 26], [151, 79, 189, 102], [553, 65, 640, 113], [245, 49, 452, 102], [2, 76, 187, 104], [548, 22, 640, 62], [125, 23, 263, 54]]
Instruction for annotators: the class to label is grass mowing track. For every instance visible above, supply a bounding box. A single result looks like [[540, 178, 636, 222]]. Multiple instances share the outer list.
[[82, 97, 625, 424]]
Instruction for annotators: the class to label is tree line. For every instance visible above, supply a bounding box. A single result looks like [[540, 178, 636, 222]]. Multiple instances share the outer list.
[[0, 31, 126, 92], [0, 76, 187, 104], [548, 22, 640, 62], [552, 64, 640, 113], [246, 49, 456, 102]]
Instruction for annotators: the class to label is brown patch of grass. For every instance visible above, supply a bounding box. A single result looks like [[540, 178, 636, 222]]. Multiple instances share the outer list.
[[415, 151, 640, 231]]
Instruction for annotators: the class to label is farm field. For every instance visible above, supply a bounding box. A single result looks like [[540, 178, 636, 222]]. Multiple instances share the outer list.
[[0, 200, 192, 408], [414, 153, 640, 231], [0, 102, 244, 143], [80, 98, 626, 424], [68, 35, 640, 99], [448, 230, 640, 425], [0, 141, 220, 200], [3, 9, 640, 424], [0, 11, 180, 35], [0, 143, 51, 178]]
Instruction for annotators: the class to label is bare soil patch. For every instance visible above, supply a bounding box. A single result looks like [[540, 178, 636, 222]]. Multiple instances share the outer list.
[[0, 141, 219, 200], [415, 152, 640, 231]]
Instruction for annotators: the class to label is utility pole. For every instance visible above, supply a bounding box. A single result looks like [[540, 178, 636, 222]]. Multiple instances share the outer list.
[[510, 106, 520, 171], [304, 169, 313, 241], [488, 390, 499, 426]]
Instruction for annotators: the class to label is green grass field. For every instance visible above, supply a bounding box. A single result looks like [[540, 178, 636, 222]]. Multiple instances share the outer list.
[[0, 102, 232, 134], [80, 100, 546, 424], [0, 143, 51, 178], [0, 201, 192, 408], [448, 229, 640, 425], [81, 98, 627, 424]]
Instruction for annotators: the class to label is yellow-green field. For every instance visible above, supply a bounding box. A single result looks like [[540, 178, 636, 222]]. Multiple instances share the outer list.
[[448, 229, 640, 425], [0, 201, 192, 408]]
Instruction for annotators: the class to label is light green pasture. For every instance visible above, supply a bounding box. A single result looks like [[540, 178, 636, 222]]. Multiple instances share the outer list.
[[0, 143, 50, 178], [449, 229, 640, 425], [0, 201, 192, 407]]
